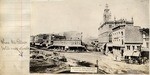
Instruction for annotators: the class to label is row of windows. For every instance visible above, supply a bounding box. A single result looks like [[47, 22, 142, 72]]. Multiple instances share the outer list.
[[113, 39, 122, 41], [112, 31, 123, 35], [145, 38, 149, 41], [113, 39, 124, 44], [54, 41, 81, 45], [68, 37, 81, 40], [127, 46, 141, 50]]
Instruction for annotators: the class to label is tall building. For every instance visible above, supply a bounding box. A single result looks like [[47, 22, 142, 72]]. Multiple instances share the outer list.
[[98, 4, 134, 52], [103, 4, 111, 22], [98, 4, 113, 44]]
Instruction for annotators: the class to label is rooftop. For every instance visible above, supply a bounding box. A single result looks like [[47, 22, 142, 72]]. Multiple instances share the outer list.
[[98, 18, 133, 30]]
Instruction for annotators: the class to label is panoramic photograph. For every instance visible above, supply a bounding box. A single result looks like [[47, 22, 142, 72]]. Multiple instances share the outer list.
[[30, 0, 149, 74]]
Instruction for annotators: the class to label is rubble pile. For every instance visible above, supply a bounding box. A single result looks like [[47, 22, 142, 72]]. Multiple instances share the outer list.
[[30, 50, 68, 73]]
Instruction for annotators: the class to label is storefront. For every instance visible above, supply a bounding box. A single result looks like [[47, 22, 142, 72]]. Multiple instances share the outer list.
[[68, 45, 86, 51], [112, 45, 125, 61]]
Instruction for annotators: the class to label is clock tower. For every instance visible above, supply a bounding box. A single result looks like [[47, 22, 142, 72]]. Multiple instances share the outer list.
[[103, 4, 111, 22]]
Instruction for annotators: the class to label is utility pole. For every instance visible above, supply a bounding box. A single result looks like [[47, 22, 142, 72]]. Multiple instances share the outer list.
[[96, 59, 99, 73]]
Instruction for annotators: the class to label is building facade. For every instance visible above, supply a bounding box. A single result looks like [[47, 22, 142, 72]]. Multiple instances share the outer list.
[[47, 31, 85, 51], [98, 4, 134, 53], [34, 34, 49, 46], [140, 28, 149, 48], [98, 4, 113, 44], [63, 31, 82, 40], [112, 25, 143, 61]]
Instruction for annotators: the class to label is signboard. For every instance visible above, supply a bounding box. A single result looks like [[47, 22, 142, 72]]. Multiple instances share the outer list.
[[71, 67, 97, 73]]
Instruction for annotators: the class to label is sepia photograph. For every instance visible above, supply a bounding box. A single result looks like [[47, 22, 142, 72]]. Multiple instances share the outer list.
[[30, 0, 149, 74]]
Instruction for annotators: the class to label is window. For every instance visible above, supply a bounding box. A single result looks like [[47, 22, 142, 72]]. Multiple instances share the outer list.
[[109, 25, 112, 28], [133, 46, 135, 50], [122, 39, 123, 45], [145, 38, 149, 41], [127, 46, 130, 50], [146, 42, 149, 48], [137, 46, 141, 50], [121, 31, 123, 35]]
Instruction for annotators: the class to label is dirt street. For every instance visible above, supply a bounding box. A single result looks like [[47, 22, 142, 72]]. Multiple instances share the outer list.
[[60, 52, 149, 74], [30, 48, 149, 74]]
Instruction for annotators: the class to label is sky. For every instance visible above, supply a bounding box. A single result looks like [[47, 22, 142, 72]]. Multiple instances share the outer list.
[[31, 0, 149, 39]]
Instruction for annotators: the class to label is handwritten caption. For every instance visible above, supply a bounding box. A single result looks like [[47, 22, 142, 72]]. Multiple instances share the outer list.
[[0, 38, 29, 56]]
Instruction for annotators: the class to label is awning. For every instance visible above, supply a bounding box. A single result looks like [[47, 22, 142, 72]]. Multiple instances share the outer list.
[[124, 50, 140, 56], [132, 51, 140, 56]]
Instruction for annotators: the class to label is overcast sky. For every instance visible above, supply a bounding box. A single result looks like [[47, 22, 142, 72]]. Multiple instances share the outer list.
[[31, 0, 149, 39]]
